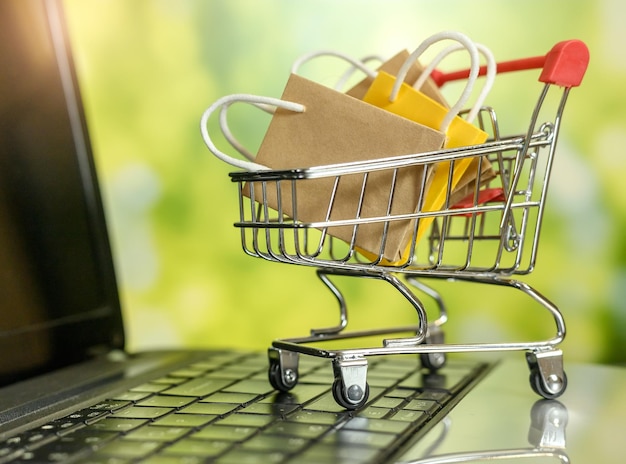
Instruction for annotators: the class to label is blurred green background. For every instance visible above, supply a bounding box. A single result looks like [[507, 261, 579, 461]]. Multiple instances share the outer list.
[[63, 0, 625, 364]]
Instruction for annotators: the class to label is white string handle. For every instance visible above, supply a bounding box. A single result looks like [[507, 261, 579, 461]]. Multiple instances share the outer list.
[[200, 94, 305, 171], [218, 100, 278, 162], [217, 51, 381, 163], [218, 103, 255, 162], [290, 50, 378, 79], [415, 42, 496, 123], [333, 54, 386, 91], [391, 31, 480, 133]]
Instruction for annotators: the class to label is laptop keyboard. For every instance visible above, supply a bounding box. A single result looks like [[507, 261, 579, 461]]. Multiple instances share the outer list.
[[0, 352, 490, 463]]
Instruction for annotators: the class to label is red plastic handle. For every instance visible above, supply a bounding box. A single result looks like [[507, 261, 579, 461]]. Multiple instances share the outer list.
[[430, 39, 589, 88]]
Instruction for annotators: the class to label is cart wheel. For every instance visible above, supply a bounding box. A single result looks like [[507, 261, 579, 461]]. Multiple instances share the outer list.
[[268, 360, 297, 392], [332, 378, 370, 410], [421, 351, 447, 372], [529, 368, 567, 400], [420, 328, 446, 371]]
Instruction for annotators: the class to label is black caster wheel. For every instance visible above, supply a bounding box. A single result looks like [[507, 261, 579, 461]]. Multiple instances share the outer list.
[[529, 368, 567, 400], [420, 329, 446, 371], [332, 378, 370, 410], [268, 360, 298, 392], [420, 351, 447, 372]]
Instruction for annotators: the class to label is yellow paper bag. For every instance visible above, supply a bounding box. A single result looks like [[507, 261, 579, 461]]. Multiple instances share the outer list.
[[345, 48, 495, 211], [365, 70, 488, 148]]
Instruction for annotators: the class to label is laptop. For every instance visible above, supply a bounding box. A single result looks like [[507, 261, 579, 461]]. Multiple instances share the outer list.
[[1, 1, 624, 463]]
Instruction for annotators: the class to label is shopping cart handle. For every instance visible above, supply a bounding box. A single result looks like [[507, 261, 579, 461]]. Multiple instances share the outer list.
[[540, 39, 589, 87], [431, 39, 589, 88]]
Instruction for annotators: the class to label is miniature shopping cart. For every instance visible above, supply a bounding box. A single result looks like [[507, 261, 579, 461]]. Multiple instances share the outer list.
[[226, 40, 589, 409]]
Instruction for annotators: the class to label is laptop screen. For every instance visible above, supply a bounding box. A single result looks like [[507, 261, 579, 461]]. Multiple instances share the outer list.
[[0, 0, 124, 386]]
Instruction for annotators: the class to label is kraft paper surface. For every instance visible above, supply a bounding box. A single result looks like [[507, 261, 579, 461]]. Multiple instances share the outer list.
[[248, 73, 446, 261]]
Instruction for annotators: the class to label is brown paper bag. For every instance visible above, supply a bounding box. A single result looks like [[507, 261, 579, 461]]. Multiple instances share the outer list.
[[247, 73, 447, 261], [287, 47, 494, 212]]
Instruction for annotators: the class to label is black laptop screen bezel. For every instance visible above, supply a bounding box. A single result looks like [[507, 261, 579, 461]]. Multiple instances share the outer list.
[[0, 0, 125, 386]]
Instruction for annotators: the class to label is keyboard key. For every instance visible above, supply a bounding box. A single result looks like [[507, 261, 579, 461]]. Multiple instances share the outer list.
[[258, 385, 328, 405], [356, 406, 391, 420], [36, 417, 85, 436], [162, 378, 233, 398], [178, 403, 239, 416], [137, 396, 196, 409], [0, 446, 23, 461], [150, 377, 187, 386], [161, 438, 231, 458], [404, 399, 439, 414], [140, 456, 204, 464], [89, 401, 132, 412], [131, 383, 170, 393], [168, 368, 207, 378], [22, 431, 58, 451], [96, 440, 161, 458], [370, 360, 416, 373], [387, 409, 430, 424], [211, 366, 260, 379], [216, 413, 276, 428], [55, 429, 118, 447], [415, 389, 452, 403], [110, 406, 173, 420], [369, 396, 404, 409], [238, 402, 299, 417], [16, 431, 119, 464], [213, 448, 288, 464], [73, 455, 132, 464], [366, 375, 404, 388], [201, 392, 258, 405], [288, 409, 348, 426], [124, 426, 189, 442], [303, 392, 349, 413], [299, 370, 335, 385], [191, 425, 257, 442], [152, 414, 216, 428], [84, 411, 113, 426], [263, 422, 328, 439], [109, 391, 152, 402], [240, 433, 309, 453], [342, 417, 412, 435], [322, 428, 397, 448], [188, 356, 241, 373], [400, 370, 468, 394], [222, 379, 274, 396], [89, 418, 148, 433], [385, 387, 418, 400], [297, 441, 381, 463]]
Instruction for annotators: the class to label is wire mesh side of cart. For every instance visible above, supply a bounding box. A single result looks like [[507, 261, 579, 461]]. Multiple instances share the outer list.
[[230, 83, 569, 278]]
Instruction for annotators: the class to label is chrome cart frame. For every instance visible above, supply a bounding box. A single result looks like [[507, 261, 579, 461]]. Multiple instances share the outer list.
[[228, 40, 589, 409]]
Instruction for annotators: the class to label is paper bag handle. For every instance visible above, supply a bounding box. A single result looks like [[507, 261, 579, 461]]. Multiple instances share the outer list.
[[211, 53, 381, 168], [290, 50, 378, 81], [391, 31, 480, 133], [200, 94, 305, 171], [333, 54, 386, 91], [416, 42, 496, 123]]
